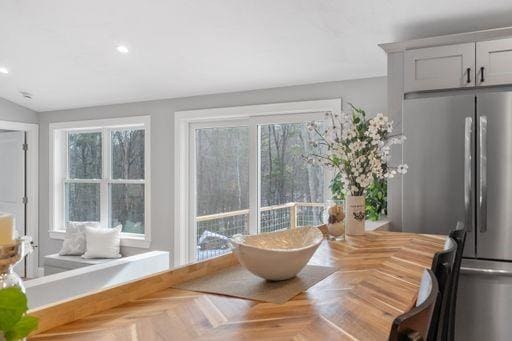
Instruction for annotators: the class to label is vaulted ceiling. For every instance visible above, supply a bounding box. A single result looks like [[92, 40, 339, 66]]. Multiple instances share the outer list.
[[1, 0, 512, 111]]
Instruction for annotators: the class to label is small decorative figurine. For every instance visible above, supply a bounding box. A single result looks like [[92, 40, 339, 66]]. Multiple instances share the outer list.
[[327, 204, 345, 240]]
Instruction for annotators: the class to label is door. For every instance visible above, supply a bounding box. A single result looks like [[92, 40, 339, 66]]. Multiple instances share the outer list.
[[403, 95, 475, 256], [476, 92, 512, 261], [404, 43, 475, 92], [476, 38, 512, 87], [0, 131, 26, 276]]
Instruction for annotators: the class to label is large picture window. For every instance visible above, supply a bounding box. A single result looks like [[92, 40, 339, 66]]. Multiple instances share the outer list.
[[190, 114, 328, 261], [175, 100, 340, 265], [50, 116, 150, 247]]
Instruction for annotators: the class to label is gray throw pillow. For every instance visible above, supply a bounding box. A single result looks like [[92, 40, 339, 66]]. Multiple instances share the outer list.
[[58, 221, 101, 256]]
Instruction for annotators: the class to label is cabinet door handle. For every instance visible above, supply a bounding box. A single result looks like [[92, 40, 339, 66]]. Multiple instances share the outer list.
[[466, 67, 471, 84], [480, 66, 485, 83]]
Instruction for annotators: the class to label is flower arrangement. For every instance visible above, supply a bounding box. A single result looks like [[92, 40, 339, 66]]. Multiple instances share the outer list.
[[306, 105, 407, 198]]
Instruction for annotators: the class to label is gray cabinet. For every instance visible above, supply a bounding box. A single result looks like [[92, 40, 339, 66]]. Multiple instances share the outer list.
[[476, 38, 512, 86], [404, 43, 475, 92], [404, 38, 512, 92]]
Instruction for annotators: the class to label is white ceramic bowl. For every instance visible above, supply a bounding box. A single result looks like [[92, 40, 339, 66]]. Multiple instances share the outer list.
[[229, 227, 324, 281]]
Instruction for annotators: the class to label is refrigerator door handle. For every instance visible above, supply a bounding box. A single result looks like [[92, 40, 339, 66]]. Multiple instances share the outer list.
[[479, 116, 488, 233], [464, 117, 473, 232], [461, 266, 512, 277]]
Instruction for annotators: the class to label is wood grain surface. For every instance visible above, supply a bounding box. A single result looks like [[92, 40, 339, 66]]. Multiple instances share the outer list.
[[30, 231, 445, 340]]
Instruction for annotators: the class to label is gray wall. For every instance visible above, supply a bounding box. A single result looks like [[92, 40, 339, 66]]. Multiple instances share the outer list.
[[0, 97, 38, 123], [38, 76, 387, 265]]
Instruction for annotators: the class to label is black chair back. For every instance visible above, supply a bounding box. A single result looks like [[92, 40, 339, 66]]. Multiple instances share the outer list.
[[447, 222, 467, 341], [389, 269, 439, 341], [428, 236, 457, 341]]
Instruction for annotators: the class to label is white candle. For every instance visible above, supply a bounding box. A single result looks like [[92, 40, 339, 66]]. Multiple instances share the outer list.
[[0, 213, 14, 244]]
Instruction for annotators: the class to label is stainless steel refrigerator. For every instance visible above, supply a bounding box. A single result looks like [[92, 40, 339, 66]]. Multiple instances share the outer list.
[[403, 90, 512, 341]]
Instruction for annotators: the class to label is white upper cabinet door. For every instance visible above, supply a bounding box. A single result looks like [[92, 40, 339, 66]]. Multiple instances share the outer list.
[[404, 43, 476, 92], [476, 38, 512, 87]]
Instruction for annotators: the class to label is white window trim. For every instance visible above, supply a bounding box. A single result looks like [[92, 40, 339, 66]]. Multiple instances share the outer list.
[[49, 116, 151, 249], [174, 99, 342, 266]]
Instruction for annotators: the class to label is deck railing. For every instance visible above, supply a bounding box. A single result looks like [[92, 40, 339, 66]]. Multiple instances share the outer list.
[[196, 202, 324, 260]]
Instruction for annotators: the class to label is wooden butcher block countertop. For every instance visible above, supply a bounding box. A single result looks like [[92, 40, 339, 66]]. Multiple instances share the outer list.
[[29, 231, 445, 340]]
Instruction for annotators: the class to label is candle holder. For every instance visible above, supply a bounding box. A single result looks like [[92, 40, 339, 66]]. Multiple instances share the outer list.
[[0, 237, 33, 292]]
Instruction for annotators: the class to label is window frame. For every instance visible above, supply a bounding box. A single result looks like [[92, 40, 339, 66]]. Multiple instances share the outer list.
[[175, 100, 341, 265], [49, 116, 151, 248]]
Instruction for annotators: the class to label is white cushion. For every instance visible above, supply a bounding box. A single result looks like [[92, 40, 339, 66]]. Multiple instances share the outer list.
[[82, 225, 122, 259], [58, 221, 101, 256]]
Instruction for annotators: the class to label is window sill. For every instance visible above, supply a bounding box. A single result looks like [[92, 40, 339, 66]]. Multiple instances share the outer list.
[[49, 230, 151, 249]]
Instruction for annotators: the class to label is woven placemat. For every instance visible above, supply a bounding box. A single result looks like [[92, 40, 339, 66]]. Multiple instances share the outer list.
[[172, 264, 337, 304]]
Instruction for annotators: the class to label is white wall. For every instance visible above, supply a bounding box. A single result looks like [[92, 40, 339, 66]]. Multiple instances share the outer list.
[[0, 97, 38, 123], [38, 76, 387, 265]]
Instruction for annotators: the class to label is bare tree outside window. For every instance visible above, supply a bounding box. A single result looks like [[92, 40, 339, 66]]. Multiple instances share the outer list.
[[111, 130, 145, 179], [259, 122, 324, 232], [110, 183, 144, 233], [68, 132, 102, 179], [194, 120, 324, 260], [64, 129, 146, 234], [65, 183, 100, 222], [195, 126, 249, 260], [260, 122, 323, 206], [110, 129, 145, 234], [196, 127, 249, 216], [66, 132, 102, 222]]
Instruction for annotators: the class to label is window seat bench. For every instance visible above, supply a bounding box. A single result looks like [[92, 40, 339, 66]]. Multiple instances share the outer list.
[[43, 254, 116, 275], [26, 251, 170, 309]]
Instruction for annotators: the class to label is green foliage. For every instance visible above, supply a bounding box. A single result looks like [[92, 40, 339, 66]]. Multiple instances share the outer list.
[[4, 317, 39, 341], [0, 288, 26, 331], [330, 172, 345, 201], [0, 287, 38, 341], [365, 177, 387, 221]]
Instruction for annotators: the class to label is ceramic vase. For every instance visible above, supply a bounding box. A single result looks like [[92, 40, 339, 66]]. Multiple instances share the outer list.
[[346, 196, 365, 235]]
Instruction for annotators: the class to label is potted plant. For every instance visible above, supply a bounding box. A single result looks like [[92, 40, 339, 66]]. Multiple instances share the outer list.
[[306, 105, 407, 235], [0, 287, 38, 341]]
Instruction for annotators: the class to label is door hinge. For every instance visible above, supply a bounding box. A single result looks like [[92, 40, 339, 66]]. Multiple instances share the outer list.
[[22, 143, 28, 151], [22, 197, 28, 205]]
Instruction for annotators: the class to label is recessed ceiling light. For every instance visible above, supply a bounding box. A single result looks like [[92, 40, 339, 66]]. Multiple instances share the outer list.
[[116, 45, 129, 54], [0, 67, 9, 74]]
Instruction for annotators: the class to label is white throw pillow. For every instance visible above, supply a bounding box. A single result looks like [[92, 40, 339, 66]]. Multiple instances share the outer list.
[[82, 225, 122, 259], [58, 221, 101, 256]]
